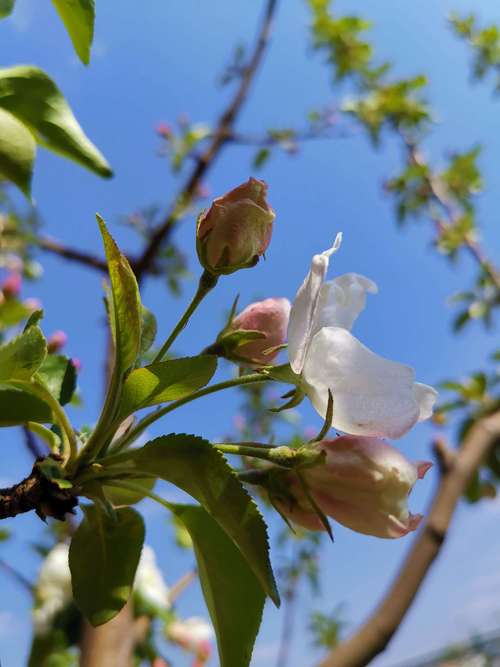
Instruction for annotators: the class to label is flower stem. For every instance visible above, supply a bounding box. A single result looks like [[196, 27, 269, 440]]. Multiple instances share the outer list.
[[152, 270, 218, 364], [215, 443, 277, 463], [109, 372, 272, 454]]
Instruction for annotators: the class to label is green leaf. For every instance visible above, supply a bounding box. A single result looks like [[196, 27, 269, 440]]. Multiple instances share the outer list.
[[50, 0, 95, 65], [23, 309, 44, 331], [119, 355, 217, 417], [0, 325, 47, 381], [98, 215, 142, 375], [172, 504, 265, 667], [0, 0, 15, 19], [139, 305, 157, 357], [38, 355, 77, 405], [69, 505, 145, 626], [0, 66, 112, 178], [0, 386, 53, 426], [0, 108, 35, 196], [109, 434, 279, 605], [104, 477, 156, 506], [0, 298, 32, 331]]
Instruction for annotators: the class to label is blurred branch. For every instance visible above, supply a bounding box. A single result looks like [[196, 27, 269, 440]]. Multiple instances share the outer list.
[[36, 236, 108, 273], [132, 0, 279, 280], [316, 409, 500, 667], [403, 137, 500, 292], [0, 556, 33, 592]]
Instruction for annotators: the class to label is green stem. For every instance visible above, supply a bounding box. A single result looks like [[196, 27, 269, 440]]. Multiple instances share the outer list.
[[152, 270, 218, 364], [26, 422, 60, 454], [215, 443, 277, 463], [109, 371, 272, 454], [17, 377, 78, 464]]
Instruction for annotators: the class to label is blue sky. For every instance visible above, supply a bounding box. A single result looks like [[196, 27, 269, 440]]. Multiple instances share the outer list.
[[2, 0, 500, 665]]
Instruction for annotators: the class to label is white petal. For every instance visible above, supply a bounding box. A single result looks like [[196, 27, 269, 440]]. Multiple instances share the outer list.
[[287, 234, 342, 374], [414, 382, 438, 421], [302, 327, 423, 439], [311, 273, 378, 334]]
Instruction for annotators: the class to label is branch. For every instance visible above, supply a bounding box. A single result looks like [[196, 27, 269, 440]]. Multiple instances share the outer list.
[[132, 0, 279, 279], [36, 236, 108, 273], [316, 410, 500, 667], [403, 138, 500, 292]]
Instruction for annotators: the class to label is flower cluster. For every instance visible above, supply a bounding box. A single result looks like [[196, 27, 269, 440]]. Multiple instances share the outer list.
[[204, 183, 438, 539]]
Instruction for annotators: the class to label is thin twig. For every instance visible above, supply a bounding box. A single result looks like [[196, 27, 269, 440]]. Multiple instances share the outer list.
[[36, 237, 108, 273], [132, 0, 279, 280], [316, 410, 500, 667], [403, 138, 500, 292], [0, 556, 34, 592]]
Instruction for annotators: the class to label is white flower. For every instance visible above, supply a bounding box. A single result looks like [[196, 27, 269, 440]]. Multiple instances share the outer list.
[[167, 616, 214, 654], [33, 543, 72, 636], [134, 545, 170, 612], [287, 234, 438, 439]]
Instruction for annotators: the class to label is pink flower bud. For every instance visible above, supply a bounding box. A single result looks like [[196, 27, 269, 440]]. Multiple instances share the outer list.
[[23, 298, 42, 312], [156, 122, 172, 139], [167, 617, 213, 659], [47, 330, 68, 354], [196, 178, 275, 275], [229, 297, 291, 364], [71, 357, 82, 372], [1, 272, 21, 298], [276, 436, 432, 539]]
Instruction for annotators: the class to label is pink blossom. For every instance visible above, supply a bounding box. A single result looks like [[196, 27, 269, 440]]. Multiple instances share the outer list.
[[274, 436, 432, 539], [230, 297, 291, 365], [1, 272, 21, 298]]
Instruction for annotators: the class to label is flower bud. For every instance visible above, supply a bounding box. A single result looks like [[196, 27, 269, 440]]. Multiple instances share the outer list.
[[166, 617, 213, 661], [275, 436, 432, 539], [47, 330, 68, 354], [196, 178, 275, 275], [1, 272, 21, 298], [226, 297, 291, 365]]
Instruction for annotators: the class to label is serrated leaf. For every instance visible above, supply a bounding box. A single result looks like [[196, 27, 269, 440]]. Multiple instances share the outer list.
[[0, 66, 112, 178], [0, 0, 14, 19], [107, 434, 279, 605], [69, 505, 144, 626], [38, 355, 77, 406], [97, 215, 141, 374], [0, 386, 53, 426], [0, 107, 35, 196], [50, 0, 95, 65], [119, 355, 217, 417], [0, 325, 46, 381], [172, 504, 265, 667]]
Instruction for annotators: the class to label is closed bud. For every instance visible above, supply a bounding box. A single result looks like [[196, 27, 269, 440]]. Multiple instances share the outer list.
[[196, 178, 275, 275], [274, 436, 432, 539], [166, 617, 213, 661], [47, 330, 68, 354], [224, 297, 291, 365], [2, 272, 21, 298]]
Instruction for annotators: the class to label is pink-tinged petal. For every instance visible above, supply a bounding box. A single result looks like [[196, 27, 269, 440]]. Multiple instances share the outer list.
[[414, 382, 439, 421], [311, 273, 378, 334], [416, 461, 433, 479], [230, 297, 291, 364], [272, 496, 328, 532], [302, 327, 421, 438], [287, 234, 342, 374]]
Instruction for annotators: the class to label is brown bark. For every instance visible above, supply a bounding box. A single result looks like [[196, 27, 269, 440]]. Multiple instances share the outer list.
[[80, 602, 141, 667]]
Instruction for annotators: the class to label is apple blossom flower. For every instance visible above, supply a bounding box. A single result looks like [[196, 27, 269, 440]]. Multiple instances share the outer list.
[[227, 297, 291, 365], [166, 616, 213, 663], [196, 177, 275, 275], [47, 330, 68, 354], [273, 435, 432, 538], [133, 545, 171, 613], [287, 234, 438, 439]]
